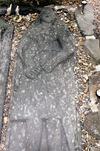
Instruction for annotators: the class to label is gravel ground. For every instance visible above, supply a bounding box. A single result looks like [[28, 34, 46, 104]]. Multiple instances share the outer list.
[[0, 2, 100, 150]]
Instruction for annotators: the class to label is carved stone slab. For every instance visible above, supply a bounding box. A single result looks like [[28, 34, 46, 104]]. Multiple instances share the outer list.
[[0, 18, 14, 136], [5, 7, 81, 151]]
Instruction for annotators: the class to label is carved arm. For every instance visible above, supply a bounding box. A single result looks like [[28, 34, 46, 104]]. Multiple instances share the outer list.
[[41, 48, 74, 73]]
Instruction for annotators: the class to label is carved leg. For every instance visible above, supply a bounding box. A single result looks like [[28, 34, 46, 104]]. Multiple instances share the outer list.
[[46, 118, 62, 151], [26, 118, 62, 151], [62, 117, 75, 151], [5, 120, 27, 151], [26, 118, 42, 151]]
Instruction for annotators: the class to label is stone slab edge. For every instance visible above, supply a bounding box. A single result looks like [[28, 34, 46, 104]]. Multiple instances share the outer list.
[[0, 18, 14, 139], [84, 39, 100, 64], [74, 4, 96, 36]]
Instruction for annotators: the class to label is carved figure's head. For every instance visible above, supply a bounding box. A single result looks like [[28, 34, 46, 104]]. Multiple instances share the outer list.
[[40, 7, 55, 23], [33, 7, 59, 26]]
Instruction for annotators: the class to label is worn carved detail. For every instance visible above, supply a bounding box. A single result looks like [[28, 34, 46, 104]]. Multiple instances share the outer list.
[[5, 7, 81, 151], [17, 7, 74, 79]]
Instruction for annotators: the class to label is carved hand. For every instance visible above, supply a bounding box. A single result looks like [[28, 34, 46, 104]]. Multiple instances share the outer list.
[[40, 59, 53, 73], [24, 66, 41, 79], [41, 50, 74, 73]]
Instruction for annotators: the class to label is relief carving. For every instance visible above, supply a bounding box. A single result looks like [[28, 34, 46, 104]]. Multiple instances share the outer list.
[[17, 7, 74, 79]]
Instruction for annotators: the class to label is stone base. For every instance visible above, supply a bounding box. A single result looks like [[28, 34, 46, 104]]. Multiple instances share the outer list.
[[0, 18, 14, 137], [89, 72, 100, 112], [84, 39, 100, 64], [74, 4, 96, 36], [91, 147, 100, 151], [84, 112, 100, 140]]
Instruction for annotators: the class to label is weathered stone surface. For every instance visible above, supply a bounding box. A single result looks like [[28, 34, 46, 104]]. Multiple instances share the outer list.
[[54, 5, 76, 12], [91, 147, 100, 151], [5, 7, 81, 151], [0, 18, 14, 137], [84, 112, 100, 139], [74, 4, 96, 36], [84, 39, 100, 63], [89, 72, 100, 112]]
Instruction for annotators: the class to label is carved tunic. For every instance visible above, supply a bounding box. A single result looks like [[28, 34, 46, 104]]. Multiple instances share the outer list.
[[5, 7, 81, 151]]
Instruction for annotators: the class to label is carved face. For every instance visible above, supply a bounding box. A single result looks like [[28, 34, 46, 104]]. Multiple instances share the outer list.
[[41, 7, 54, 23]]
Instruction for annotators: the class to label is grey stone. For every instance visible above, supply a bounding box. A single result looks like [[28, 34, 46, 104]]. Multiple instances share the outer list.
[[54, 5, 76, 12], [91, 147, 100, 151], [5, 7, 81, 151], [89, 72, 100, 112], [0, 18, 14, 137], [84, 112, 100, 139], [84, 39, 100, 63], [74, 4, 96, 36]]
